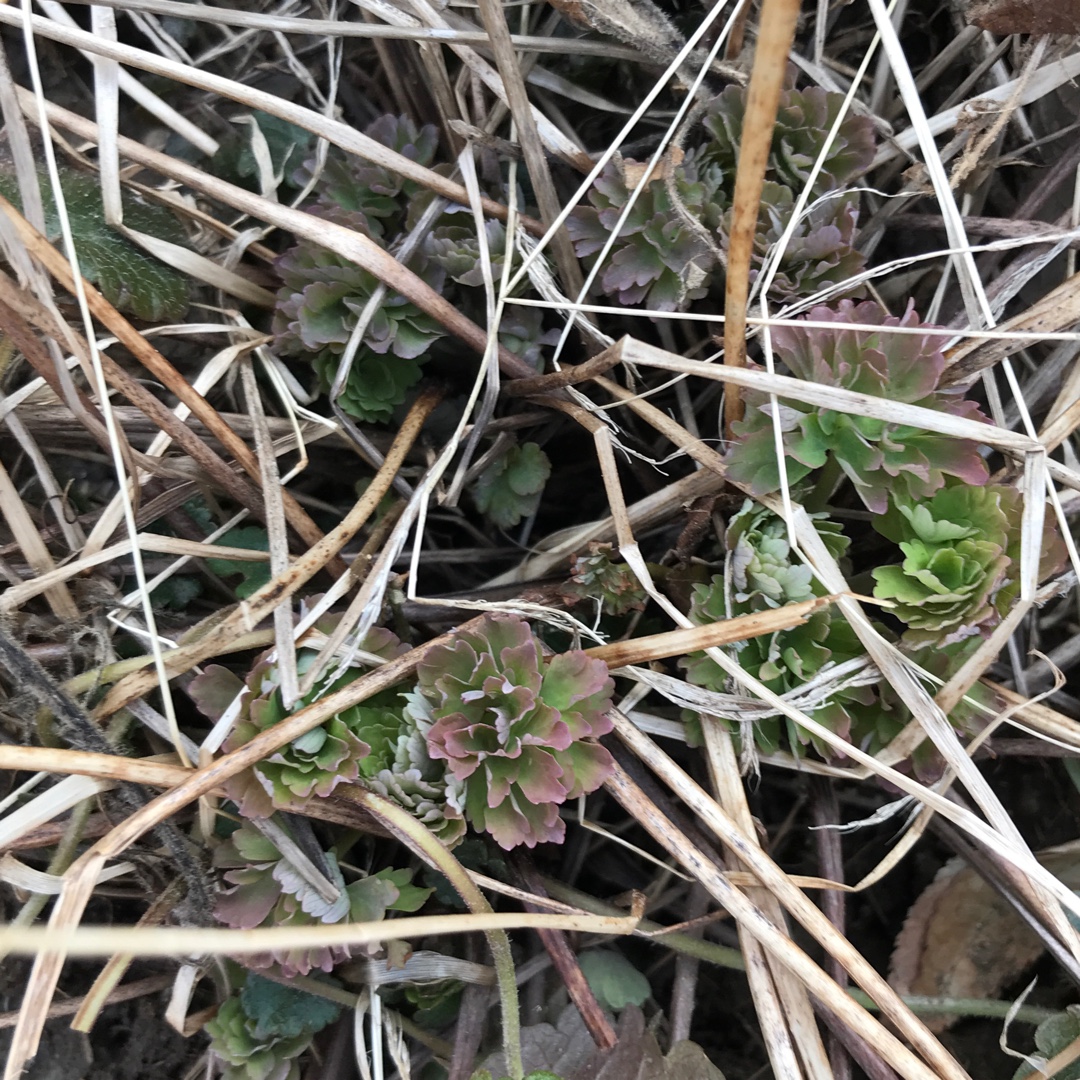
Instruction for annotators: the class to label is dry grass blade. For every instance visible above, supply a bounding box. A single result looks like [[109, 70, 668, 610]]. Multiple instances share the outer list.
[[722, 0, 801, 432], [238, 354, 297, 705], [619, 336, 1038, 451], [0, 747, 191, 788], [37, 0, 216, 156], [393, 0, 590, 172], [584, 595, 837, 667], [70, 881, 184, 1034], [944, 268, 1080, 386], [0, 533, 269, 612], [12, 88, 536, 384], [0, 454, 76, 620], [0, 195, 338, 569], [59, 0, 656, 59], [0, 907, 640, 959], [0, 8, 537, 233], [0, 776, 113, 853], [2, 617, 487, 1074], [702, 725, 828, 1080], [875, 48, 1080, 167], [986, 680, 1080, 750], [0, 975, 174, 1032], [475, 0, 584, 296], [487, 467, 725, 585], [5, 856, 103, 1078]]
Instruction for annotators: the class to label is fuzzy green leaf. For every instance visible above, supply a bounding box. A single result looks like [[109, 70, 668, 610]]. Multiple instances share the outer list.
[[239, 975, 340, 1041], [0, 167, 190, 321], [213, 111, 315, 193], [1014, 1009, 1080, 1080]]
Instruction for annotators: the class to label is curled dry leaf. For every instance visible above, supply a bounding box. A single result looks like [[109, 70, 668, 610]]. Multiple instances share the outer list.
[[961, 0, 1080, 33], [889, 847, 1080, 1031], [546, 0, 683, 60]]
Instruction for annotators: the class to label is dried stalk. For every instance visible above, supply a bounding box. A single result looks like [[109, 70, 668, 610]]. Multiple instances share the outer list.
[[722, 0, 801, 432]]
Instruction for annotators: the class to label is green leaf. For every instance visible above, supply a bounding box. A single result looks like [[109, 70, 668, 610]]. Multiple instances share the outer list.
[[506, 443, 552, 496], [239, 974, 341, 1041], [1015, 1008, 1080, 1080], [568, 153, 724, 312], [472, 442, 552, 529], [205, 526, 271, 599], [578, 950, 651, 1010], [151, 574, 202, 611], [313, 348, 426, 424], [212, 111, 314, 194], [0, 167, 190, 321], [723, 300, 989, 514], [376, 867, 432, 913]]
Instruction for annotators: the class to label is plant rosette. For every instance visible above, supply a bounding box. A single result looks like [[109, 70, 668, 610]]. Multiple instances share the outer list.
[[416, 613, 616, 849], [699, 79, 875, 196], [723, 299, 990, 513], [189, 624, 409, 818], [567, 151, 725, 311], [872, 482, 1067, 646], [681, 503, 875, 758]]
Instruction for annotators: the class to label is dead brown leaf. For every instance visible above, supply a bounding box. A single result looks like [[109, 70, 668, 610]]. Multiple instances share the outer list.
[[890, 847, 1080, 1031], [961, 0, 1080, 33]]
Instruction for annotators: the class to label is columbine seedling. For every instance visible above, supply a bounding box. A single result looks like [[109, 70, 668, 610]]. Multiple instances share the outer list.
[[723, 300, 989, 512], [568, 76, 875, 313], [417, 613, 615, 849]]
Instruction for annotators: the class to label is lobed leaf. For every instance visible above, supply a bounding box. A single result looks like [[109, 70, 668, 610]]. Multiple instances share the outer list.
[[0, 166, 191, 321], [471, 442, 552, 529]]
